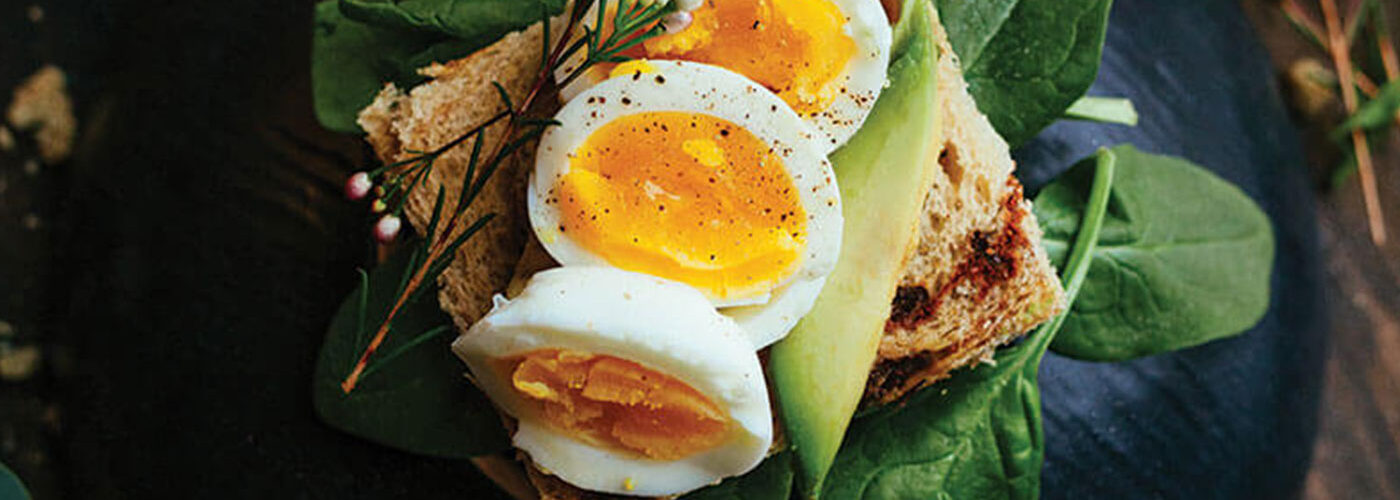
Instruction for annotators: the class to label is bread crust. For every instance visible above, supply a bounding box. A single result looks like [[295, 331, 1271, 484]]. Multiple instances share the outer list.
[[864, 26, 1065, 406], [358, 22, 557, 335], [356, 11, 1063, 499]]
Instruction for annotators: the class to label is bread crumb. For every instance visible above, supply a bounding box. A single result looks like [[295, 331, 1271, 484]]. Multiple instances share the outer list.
[[0, 125, 13, 151], [23, 158, 39, 176], [7, 65, 76, 164], [0, 321, 13, 338], [22, 213, 41, 230], [26, 5, 43, 23], [0, 345, 41, 381]]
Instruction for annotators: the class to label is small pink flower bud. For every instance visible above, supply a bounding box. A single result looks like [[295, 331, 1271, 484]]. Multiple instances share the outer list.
[[662, 11, 692, 35], [373, 215, 402, 243], [345, 172, 372, 201], [371, 199, 388, 214]]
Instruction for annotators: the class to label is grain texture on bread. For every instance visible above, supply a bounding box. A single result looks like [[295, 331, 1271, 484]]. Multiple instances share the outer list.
[[358, 22, 556, 333], [356, 11, 1062, 499], [863, 27, 1065, 405], [358, 20, 658, 500]]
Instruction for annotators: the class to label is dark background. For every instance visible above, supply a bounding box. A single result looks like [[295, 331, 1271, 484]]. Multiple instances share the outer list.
[[2, 0, 1391, 497]]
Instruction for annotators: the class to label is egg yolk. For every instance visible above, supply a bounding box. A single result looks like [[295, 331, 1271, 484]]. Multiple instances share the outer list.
[[624, 0, 857, 116], [552, 111, 806, 302], [504, 350, 731, 460]]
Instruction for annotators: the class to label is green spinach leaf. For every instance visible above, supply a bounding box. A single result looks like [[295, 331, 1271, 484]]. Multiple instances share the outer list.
[[312, 0, 554, 133], [313, 249, 508, 458], [682, 451, 795, 500], [1037, 144, 1275, 362], [821, 149, 1117, 500], [935, 0, 1113, 146], [313, 2, 456, 133], [339, 0, 563, 39], [0, 462, 29, 500], [1333, 79, 1400, 140], [824, 337, 1045, 500]]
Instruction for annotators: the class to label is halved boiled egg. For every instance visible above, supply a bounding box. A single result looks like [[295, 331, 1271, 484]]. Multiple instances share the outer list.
[[557, 0, 893, 152], [453, 267, 772, 497], [530, 60, 842, 348]]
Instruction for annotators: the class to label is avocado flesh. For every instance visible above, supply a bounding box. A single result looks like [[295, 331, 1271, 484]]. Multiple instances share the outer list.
[[767, 3, 942, 497]]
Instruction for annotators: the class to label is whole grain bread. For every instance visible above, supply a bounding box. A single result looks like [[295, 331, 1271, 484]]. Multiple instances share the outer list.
[[357, 10, 1062, 499], [863, 24, 1065, 406], [358, 22, 559, 335]]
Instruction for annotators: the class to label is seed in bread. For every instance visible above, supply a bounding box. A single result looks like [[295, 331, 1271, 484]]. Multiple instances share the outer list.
[[356, 9, 1065, 500], [864, 27, 1065, 406], [357, 21, 561, 334]]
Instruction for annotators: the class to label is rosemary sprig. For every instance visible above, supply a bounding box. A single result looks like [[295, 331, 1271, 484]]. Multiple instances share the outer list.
[[557, 1, 676, 89], [1378, 2, 1399, 82], [1278, 0, 1393, 246], [338, 0, 683, 394], [1282, 0, 1387, 98], [1320, 0, 1388, 245]]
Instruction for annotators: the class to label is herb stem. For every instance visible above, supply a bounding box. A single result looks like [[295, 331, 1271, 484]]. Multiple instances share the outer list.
[[354, 269, 370, 354], [340, 249, 438, 393], [1378, 2, 1399, 87], [360, 325, 454, 380], [1356, 70, 1381, 97], [340, 0, 673, 393], [343, 9, 581, 394], [1031, 148, 1116, 352], [431, 110, 513, 157], [1320, 0, 1388, 245], [1345, 0, 1376, 44], [1280, 0, 1384, 98], [1379, 3, 1400, 129], [1282, 0, 1326, 47], [1064, 97, 1139, 126]]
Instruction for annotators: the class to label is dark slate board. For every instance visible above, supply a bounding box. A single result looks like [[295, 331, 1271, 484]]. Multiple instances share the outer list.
[[39, 0, 1322, 498], [1018, 2, 1326, 499]]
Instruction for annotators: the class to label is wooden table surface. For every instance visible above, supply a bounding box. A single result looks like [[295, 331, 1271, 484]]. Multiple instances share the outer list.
[[1240, 1, 1400, 498]]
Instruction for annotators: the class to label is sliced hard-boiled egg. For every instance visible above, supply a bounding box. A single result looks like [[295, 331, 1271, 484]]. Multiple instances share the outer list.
[[557, 0, 893, 152], [453, 267, 772, 497], [530, 60, 841, 347]]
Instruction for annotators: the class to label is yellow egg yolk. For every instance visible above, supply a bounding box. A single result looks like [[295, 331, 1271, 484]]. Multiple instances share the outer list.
[[624, 0, 857, 116], [552, 111, 807, 302], [504, 350, 731, 460]]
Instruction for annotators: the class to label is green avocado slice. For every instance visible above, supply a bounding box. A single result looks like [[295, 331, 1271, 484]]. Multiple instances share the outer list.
[[766, 1, 942, 497]]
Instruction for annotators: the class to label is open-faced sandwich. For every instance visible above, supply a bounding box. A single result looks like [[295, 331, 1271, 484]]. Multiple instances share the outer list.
[[313, 0, 1284, 496], [349, 0, 1065, 497]]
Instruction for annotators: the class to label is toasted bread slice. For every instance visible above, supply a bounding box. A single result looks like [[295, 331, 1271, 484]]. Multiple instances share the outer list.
[[358, 22, 558, 333], [357, 10, 1062, 500], [863, 26, 1065, 405]]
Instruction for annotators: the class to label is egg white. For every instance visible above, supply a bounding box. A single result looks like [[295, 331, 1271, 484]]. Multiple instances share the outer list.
[[724, 275, 827, 348], [817, 0, 894, 151], [530, 60, 842, 347], [453, 267, 772, 497], [555, 0, 893, 153]]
